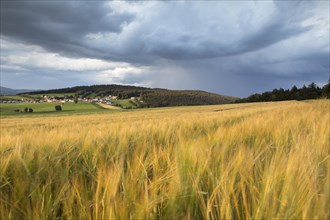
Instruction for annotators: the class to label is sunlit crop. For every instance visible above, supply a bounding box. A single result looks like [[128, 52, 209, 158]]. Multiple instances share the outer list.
[[0, 100, 329, 219]]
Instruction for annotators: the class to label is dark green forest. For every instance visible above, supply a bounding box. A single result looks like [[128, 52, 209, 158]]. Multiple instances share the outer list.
[[141, 90, 236, 107], [237, 82, 330, 103]]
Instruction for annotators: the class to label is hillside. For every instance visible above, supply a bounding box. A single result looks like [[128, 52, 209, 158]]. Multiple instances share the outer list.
[[21, 84, 238, 107], [141, 90, 236, 107], [0, 86, 35, 95]]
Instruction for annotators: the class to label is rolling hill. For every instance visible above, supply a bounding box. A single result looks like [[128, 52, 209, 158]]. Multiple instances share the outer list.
[[21, 84, 238, 107]]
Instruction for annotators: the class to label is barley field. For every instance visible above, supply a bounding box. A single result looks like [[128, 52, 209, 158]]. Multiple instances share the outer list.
[[0, 100, 329, 219]]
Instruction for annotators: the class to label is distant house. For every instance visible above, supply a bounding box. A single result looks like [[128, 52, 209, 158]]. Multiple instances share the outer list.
[[101, 100, 112, 105]]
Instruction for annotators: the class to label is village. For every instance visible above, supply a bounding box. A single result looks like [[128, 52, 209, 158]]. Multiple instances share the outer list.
[[0, 94, 119, 105]]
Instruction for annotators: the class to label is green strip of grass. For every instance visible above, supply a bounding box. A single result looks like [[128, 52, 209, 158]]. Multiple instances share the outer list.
[[0, 102, 119, 117]]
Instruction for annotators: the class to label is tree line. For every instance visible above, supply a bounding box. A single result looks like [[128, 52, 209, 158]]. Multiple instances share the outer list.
[[236, 81, 330, 103]]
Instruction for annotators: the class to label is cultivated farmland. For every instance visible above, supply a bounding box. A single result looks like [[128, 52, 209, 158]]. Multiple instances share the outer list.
[[0, 100, 329, 219]]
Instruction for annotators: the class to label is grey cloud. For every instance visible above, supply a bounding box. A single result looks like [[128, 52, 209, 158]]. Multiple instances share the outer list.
[[155, 49, 329, 97], [1, 1, 316, 62], [112, 72, 151, 85], [236, 23, 311, 55], [1, 69, 81, 90], [139, 1, 315, 60], [1, 1, 134, 58], [297, 52, 330, 69], [1, 1, 329, 97], [144, 23, 311, 60]]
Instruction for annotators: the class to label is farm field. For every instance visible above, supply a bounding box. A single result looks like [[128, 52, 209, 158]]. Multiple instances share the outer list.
[[0, 100, 329, 219], [113, 99, 137, 109], [0, 102, 116, 116]]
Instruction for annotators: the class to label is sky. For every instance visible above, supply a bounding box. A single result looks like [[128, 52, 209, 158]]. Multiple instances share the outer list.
[[1, 0, 329, 97]]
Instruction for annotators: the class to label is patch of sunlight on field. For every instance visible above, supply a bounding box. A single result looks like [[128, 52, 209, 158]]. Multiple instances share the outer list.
[[0, 100, 329, 219], [96, 103, 121, 110]]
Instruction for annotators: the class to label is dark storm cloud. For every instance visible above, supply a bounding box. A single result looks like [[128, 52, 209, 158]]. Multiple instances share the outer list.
[[1, 1, 134, 58], [1, 0, 315, 62], [144, 23, 311, 60], [167, 56, 329, 97], [1, 1, 329, 97], [236, 23, 311, 55], [139, 1, 317, 60], [112, 72, 151, 85]]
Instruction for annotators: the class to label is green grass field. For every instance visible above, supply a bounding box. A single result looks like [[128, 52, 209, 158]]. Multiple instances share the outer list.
[[113, 99, 137, 108], [0, 102, 116, 116]]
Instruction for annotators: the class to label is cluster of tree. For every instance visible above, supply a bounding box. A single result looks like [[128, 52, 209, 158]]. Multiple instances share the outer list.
[[237, 82, 330, 103], [24, 107, 33, 113], [14, 107, 33, 113], [141, 90, 236, 107], [55, 105, 62, 111]]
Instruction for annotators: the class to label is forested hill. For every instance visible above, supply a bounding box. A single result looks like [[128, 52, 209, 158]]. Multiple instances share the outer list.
[[141, 90, 237, 107], [236, 82, 330, 103], [22, 84, 238, 107]]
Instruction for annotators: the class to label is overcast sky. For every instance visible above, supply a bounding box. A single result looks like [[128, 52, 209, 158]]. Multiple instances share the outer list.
[[1, 0, 329, 97]]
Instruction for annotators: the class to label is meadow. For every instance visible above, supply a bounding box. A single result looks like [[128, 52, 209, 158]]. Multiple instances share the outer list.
[[0, 100, 329, 219], [113, 99, 137, 109], [0, 102, 114, 116]]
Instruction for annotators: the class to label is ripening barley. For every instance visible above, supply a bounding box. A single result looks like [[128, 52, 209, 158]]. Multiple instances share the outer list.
[[0, 100, 329, 219]]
